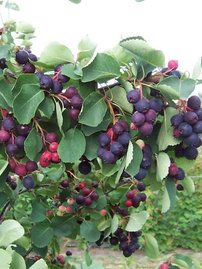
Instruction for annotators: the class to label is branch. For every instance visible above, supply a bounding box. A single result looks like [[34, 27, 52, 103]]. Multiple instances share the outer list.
[[0, 201, 11, 224]]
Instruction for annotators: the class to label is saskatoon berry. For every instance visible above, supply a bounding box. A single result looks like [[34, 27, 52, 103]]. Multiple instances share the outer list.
[[119, 120, 129, 131], [175, 144, 184, 157], [78, 161, 91, 175], [15, 136, 25, 148], [91, 181, 98, 188], [97, 147, 106, 158], [178, 122, 192, 137], [0, 58, 7, 69], [131, 112, 145, 126], [117, 132, 131, 146], [112, 122, 124, 135], [66, 250, 72, 256], [15, 50, 29, 64], [69, 108, 80, 121], [102, 150, 116, 164], [2, 117, 15, 131], [63, 99, 71, 108], [40, 74, 53, 90], [15, 164, 27, 177], [187, 95, 201, 110], [84, 197, 93, 206], [45, 132, 57, 143], [170, 114, 184, 127], [184, 146, 198, 160], [25, 160, 38, 172], [49, 142, 58, 153], [10, 181, 17, 190], [125, 199, 133, 207], [0, 129, 10, 143], [168, 59, 178, 70], [137, 182, 146, 191], [22, 62, 36, 73], [22, 175, 35, 189], [111, 142, 124, 156], [90, 192, 99, 201], [82, 187, 91, 196], [176, 184, 184, 191], [175, 168, 185, 180], [52, 80, 63, 94], [138, 192, 147, 202], [195, 108, 202, 120], [110, 237, 119, 245], [60, 179, 69, 188], [144, 109, 157, 123], [127, 89, 140, 104], [57, 73, 70, 83], [16, 124, 31, 136], [193, 121, 202, 133], [63, 87, 77, 98], [139, 122, 153, 136], [183, 111, 198, 125], [123, 249, 132, 257], [140, 155, 152, 169], [126, 191, 134, 199], [135, 99, 150, 113], [51, 152, 60, 163], [98, 133, 110, 147], [134, 168, 147, 180], [170, 70, 181, 78], [149, 98, 163, 112], [70, 94, 83, 109], [184, 133, 200, 146], [76, 195, 85, 204], [169, 163, 179, 176], [6, 144, 19, 156], [28, 53, 37, 61]]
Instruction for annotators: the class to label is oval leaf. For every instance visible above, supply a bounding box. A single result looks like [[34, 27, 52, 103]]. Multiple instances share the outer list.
[[0, 220, 24, 247], [10, 251, 26, 269], [144, 234, 160, 259], [58, 128, 86, 163], [13, 84, 44, 124], [126, 143, 143, 176], [29, 259, 48, 269], [0, 249, 12, 269], [125, 210, 149, 232], [24, 128, 43, 161], [156, 152, 170, 181], [40, 42, 74, 66], [31, 223, 53, 248], [80, 221, 100, 242], [79, 92, 107, 127]]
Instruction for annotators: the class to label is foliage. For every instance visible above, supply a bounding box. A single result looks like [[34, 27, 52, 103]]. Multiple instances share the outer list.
[[0, 2, 202, 268]]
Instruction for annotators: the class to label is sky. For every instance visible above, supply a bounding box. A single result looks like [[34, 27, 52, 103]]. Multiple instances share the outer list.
[[1, 0, 202, 76]]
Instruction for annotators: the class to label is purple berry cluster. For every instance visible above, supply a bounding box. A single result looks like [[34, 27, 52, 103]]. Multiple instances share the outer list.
[[61, 86, 83, 121], [168, 160, 185, 191], [127, 88, 164, 136], [109, 228, 141, 257], [97, 120, 131, 164], [171, 95, 202, 160], [15, 49, 37, 73]]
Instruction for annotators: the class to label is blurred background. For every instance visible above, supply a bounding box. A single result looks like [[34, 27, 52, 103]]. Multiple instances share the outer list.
[[0, 0, 202, 74]]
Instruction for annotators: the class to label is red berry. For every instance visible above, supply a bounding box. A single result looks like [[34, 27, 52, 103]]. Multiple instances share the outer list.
[[49, 142, 58, 153], [130, 122, 138, 130], [125, 199, 133, 207], [57, 255, 65, 265], [51, 152, 60, 163], [78, 182, 86, 189], [2, 109, 9, 117], [9, 159, 17, 172], [15, 164, 27, 177], [126, 191, 134, 199], [41, 151, 52, 162], [99, 209, 107, 216], [67, 198, 74, 205], [160, 263, 169, 269], [168, 59, 178, 70], [169, 163, 179, 177], [0, 129, 10, 143]]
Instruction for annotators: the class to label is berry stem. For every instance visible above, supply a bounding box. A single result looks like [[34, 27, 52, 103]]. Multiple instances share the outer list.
[[105, 98, 116, 125], [33, 119, 46, 146]]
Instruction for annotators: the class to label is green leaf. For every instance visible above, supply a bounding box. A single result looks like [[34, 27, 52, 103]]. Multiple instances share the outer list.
[[0, 158, 8, 176], [0, 249, 12, 269], [13, 84, 44, 124], [115, 157, 126, 185], [31, 201, 47, 223], [58, 128, 86, 163], [24, 128, 43, 161], [61, 63, 81, 80], [174, 253, 194, 268], [157, 107, 180, 151], [40, 163, 65, 181], [79, 92, 107, 127], [0, 220, 24, 247], [125, 141, 133, 168], [29, 259, 48, 269], [55, 101, 64, 133], [82, 53, 121, 82], [16, 21, 34, 33], [31, 223, 54, 248], [38, 97, 55, 119], [144, 234, 160, 259], [111, 214, 119, 234], [125, 210, 149, 232], [0, 44, 10, 59], [182, 177, 195, 195], [84, 133, 99, 161], [162, 179, 176, 213], [52, 217, 79, 237], [120, 37, 165, 67], [179, 78, 196, 99], [68, 0, 81, 3], [77, 36, 97, 68], [0, 79, 13, 109], [192, 58, 202, 79], [84, 249, 92, 267], [40, 42, 74, 66], [106, 86, 133, 113], [156, 152, 170, 182], [105, 45, 133, 66], [12, 74, 39, 96], [10, 251, 26, 269], [80, 221, 100, 242], [126, 143, 143, 176]]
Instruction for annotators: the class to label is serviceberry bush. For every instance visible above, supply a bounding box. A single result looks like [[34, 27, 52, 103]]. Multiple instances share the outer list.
[[0, 16, 202, 269]]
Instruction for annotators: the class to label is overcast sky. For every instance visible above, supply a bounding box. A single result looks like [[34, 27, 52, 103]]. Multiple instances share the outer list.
[[1, 0, 202, 74]]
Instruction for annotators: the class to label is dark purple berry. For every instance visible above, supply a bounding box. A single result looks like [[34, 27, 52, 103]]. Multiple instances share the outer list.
[[45, 132, 57, 143], [138, 192, 147, 202], [112, 122, 124, 135], [184, 133, 200, 146], [78, 161, 91, 175], [117, 132, 131, 146], [175, 168, 185, 180], [176, 184, 184, 191], [76, 195, 85, 204], [69, 109, 80, 121], [134, 168, 147, 180], [183, 111, 198, 125], [15, 136, 25, 148], [22, 62, 36, 73], [139, 122, 153, 136], [70, 94, 83, 109], [98, 133, 110, 147], [84, 197, 93, 206], [60, 179, 69, 188], [111, 142, 124, 156], [145, 109, 157, 123], [135, 99, 150, 113], [127, 89, 140, 104], [137, 182, 146, 191], [52, 80, 63, 94], [22, 175, 35, 189], [178, 122, 192, 137], [170, 114, 184, 127], [193, 121, 202, 133], [6, 144, 19, 156], [40, 74, 53, 90], [2, 117, 15, 131], [149, 98, 163, 112], [16, 124, 31, 136], [25, 160, 38, 172], [187, 95, 201, 110], [63, 87, 77, 98], [102, 150, 116, 164], [0, 58, 7, 69], [65, 251, 72, 256], [15, 50, 29, 64], [195, 108, 202, 120], [184, 146, 198, 160], [90, 192, 99, 201], [28, 53, 37, 61], [131, 112, 145, 126]]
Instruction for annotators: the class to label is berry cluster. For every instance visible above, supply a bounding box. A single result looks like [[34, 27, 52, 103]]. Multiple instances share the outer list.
[[75, 181, 99, 206], [127, 88, 164, 136], [97, 120, 131, 164], [168, 160, 185, 191], [15, 49, 37, 73], [134, 144, 153, 180], [110, 228, 141, 257], [171, 95, 202, 160], [125, 182, 147, 208], [39, 132, 60, 167], [61, 86, 83, 121]]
